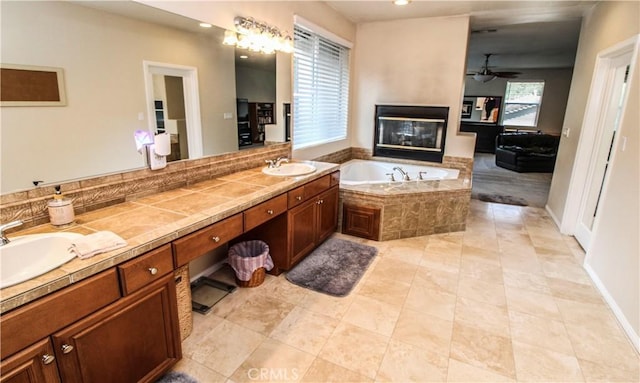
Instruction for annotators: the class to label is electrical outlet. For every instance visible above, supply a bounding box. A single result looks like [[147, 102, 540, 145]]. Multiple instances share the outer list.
[[223, 112, 233, 120]]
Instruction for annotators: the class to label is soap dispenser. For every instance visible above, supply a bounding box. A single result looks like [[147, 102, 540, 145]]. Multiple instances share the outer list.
[[47, 185, 75, 226]]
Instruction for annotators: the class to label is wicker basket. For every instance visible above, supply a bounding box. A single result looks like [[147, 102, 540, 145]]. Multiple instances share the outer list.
[[174, 265, 193, 341], [235, 267, 266, 288]]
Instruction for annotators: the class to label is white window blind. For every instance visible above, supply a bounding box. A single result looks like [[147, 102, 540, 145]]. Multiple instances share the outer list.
[[293, 22, 350, 149]]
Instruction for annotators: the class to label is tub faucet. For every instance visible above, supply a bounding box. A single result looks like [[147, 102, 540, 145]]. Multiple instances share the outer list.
[[393, 166, 411, 181], [0, 220, 23, 246]]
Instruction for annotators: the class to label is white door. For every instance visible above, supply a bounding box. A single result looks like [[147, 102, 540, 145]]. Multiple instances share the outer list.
[[574, 52, 632, 249]]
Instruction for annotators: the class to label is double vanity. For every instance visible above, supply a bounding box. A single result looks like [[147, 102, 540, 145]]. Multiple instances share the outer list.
[[0, 161, 340, 383]]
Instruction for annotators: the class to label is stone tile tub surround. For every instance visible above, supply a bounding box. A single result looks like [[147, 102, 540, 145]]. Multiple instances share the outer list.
[[314, 147, 473, 241], [0, 143, 291, 231]]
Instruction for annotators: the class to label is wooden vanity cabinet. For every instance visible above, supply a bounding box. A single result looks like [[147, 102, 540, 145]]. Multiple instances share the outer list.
[[0, 338, 60, 383], [288, 184, 339, 267], [52, 274, 181, 383]]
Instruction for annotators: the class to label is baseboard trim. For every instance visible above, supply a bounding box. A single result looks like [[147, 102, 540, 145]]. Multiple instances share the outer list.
[[584, 263, 640, 354], [545, 204, 563, 231], [189, 260, 227, 282]]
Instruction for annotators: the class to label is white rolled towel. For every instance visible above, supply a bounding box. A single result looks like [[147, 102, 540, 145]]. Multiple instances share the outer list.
[[69, 231, 127, 259]]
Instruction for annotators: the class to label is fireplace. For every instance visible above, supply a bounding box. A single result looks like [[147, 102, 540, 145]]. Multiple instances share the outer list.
[[374, 105, 449, 163]]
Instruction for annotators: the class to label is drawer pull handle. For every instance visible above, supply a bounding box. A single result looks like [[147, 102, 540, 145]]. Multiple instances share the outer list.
[[61, 344, 74, 354], [148, 267, 158, 275], [42, 354, 55, 365], [317, 200, 324, 205], [212, 236, 220, 243], [267, 209, 274, 215], [296, 196, 302, 201]]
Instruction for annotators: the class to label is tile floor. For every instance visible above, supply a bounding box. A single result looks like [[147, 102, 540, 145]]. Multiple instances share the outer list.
[[170, 200, 639, 382]]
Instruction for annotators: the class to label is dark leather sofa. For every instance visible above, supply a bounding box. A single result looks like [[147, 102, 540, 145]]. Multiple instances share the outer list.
[[495, 132, 560, 172]]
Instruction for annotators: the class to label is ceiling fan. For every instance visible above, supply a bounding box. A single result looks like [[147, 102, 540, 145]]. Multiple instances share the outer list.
[[467, 54, 520, 82]]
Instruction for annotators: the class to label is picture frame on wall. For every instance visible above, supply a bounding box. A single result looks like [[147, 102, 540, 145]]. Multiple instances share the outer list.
[[461, 100, 473, 118], [0, 64, 67, 106]]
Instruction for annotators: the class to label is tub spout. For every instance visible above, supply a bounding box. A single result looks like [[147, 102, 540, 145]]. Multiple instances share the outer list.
[[393, 167, 411, 181]]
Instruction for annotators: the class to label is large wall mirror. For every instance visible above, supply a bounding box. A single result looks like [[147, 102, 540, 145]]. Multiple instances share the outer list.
[[1, 1, 286, 194]]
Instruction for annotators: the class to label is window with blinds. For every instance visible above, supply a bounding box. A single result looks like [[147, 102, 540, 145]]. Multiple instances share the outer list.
[[293, 24, 350, 149]]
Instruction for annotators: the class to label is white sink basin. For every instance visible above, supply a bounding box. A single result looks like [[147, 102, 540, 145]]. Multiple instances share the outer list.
[[0, 232, 84, 289], [262, 163, 317, 177]]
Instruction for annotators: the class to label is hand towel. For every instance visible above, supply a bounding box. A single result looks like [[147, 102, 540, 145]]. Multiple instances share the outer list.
[[69, 231, 127, 259]]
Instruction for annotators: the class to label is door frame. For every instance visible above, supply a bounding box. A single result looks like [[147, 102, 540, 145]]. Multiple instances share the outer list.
[[560, 35, 639, 247], [142, 61, 203, 159]]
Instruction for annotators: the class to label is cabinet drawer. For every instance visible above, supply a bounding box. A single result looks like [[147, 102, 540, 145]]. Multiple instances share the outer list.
[[244, 194, 287, 232], [172, 214, 243, 267], [287, 175, 331, 209], [0, 269, 120, 360], [118, 244, 173, 295]]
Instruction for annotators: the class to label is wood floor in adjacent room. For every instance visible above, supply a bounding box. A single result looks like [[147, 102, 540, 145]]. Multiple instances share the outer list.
[[169, 200, 639, 382], [472, 153, 553, 208]]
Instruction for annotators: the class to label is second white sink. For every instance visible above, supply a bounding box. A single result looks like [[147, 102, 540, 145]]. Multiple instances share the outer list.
[[262, 163, 317, 177], [0, 232, 84, 289]]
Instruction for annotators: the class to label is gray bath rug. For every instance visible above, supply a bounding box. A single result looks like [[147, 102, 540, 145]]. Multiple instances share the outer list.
[[285, 237, 378, 297], [155, 371, 198, 383], [472, 192, 528, 207]]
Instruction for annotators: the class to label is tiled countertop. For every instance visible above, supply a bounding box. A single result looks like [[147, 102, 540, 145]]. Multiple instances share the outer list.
[[0, 161, 339, 314]]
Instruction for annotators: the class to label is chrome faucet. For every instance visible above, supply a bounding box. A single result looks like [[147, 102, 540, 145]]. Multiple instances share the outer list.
[[265, 157, 289, 168], [393, 166, 411, 181], [0, 220, 23, 245]]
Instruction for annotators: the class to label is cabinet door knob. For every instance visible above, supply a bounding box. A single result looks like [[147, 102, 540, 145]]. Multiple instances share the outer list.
[[296, 196, 302, 201], [148, 267, 158, 275], [42, 354, 55, 365], [267, 209, 274, 215], [61, 344, 74, 354], [212, 236, 220, 243]]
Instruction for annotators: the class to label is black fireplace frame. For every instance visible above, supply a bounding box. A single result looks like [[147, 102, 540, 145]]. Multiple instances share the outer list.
[[373, 105, 449, 163]]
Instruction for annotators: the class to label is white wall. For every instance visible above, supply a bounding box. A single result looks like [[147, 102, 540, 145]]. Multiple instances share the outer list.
[[351, 16, 475, 159], [545, 1, 640, 348], [464, 68, 574, 135], [1, 1, 237, 193]]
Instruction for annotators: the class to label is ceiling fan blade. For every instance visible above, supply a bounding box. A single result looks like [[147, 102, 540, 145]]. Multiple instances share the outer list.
[[495, 71, 520, 78]]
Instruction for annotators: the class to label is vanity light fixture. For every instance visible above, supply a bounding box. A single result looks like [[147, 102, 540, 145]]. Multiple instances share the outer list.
[[199, 22, 212, 28], [239, 55, 249, 59], [223, 16, 293, 54], [393, 0, 411, 5]]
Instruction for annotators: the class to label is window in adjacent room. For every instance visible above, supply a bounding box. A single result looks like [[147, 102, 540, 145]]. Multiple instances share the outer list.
[[292, 18, 351, 149], [503, 81, 545, 127]]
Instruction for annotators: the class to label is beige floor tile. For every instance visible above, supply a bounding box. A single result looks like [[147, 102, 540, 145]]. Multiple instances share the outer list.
[[392, 308, 453, 359], [462, 231, 499, 251], [357, 276, 411, 307], [449, 322, 516, 379], [425, 237, 464, 257], [565, 320, 640, 373], [343, 295, 402, 336], [301, 358, 372, 383], [381, 243, 425, 265], [546, 277, 604, 304], [226, 295, 295, 336], [367, 257, 418, 285], [460, 244, 502, 266], [508, 310, 574, 355], [170, 357, 227, 382], [404, 279, 457, 321], [512, 341, 584, 382], [555, 297, 621, 329], [502, 268, 550, 294], [297, 290, 355, 319], [454, 296, 510, 337], [318, 322, 389, 379], [190, 320, 266, 377], [446, 358, 515, 382], [413, 265, 459, 294], [256, 275, 310, 306], [182, 313, 224, 358], [459, 257, 504, 284], [270, 306, 340, 355], [541, 259, 593, 285], [420, 251, 461, 274], [457, 278, 506, 307], [499, 252, 544, 274], [376, 339, 448, 382], [505, 285, 562, 320], [578, 358, 640, 383], [230, 339, 315, 383]]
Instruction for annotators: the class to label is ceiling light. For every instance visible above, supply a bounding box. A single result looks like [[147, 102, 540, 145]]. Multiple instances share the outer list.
[[239, 55, 249, 59], [199, 22, 212, 28], [223, 16, 293, 55], [393, 0, 410, 5], [473, 73, 497, 83]]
